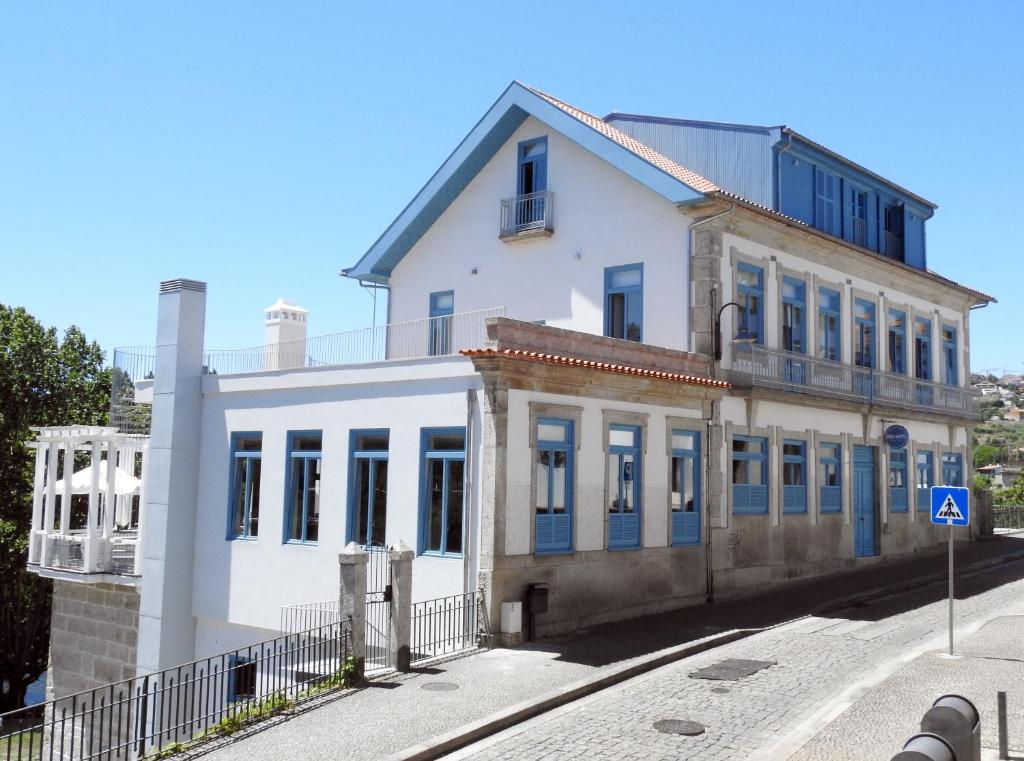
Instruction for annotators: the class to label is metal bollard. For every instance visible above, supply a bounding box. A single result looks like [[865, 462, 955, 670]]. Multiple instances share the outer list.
[[920, 694, 981, 761], [891, 733, 955, 761], [998, 691, 1009, 760]]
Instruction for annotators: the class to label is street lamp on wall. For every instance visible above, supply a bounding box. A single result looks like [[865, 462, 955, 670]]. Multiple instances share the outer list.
[[714, 301, 757, 361]]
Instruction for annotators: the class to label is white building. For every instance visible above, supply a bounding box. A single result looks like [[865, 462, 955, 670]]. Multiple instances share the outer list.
[[25, 83, 992, 702]]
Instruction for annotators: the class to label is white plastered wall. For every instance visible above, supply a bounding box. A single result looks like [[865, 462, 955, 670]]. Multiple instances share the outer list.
[[189, 359, 481, 657], [389, 116, 692, 350]]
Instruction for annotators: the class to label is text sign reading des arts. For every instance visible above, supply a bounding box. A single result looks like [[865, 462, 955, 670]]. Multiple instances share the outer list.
[[930, 486, 970, 527], [884, 424, 910, 450]]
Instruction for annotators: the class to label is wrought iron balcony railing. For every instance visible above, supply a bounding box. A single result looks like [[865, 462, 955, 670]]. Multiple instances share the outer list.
[[732, 344, 978, 419], [500, 190, 554, 238]]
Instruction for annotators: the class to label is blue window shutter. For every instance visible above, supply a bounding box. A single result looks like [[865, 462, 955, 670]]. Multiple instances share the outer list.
[[535, 515, 554, 551], [821, 486, 841, 513], [608, 514, 624, 547], [622, 514, 639, 547]]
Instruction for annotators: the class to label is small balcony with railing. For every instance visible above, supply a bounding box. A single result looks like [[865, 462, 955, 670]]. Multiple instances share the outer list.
[[26, 427, 147, 583], [500, 190, 554, 240], [731, 344, 979, 420]]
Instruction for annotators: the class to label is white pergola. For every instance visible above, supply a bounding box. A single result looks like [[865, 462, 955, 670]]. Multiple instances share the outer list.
[[28, 426, 149, 578]]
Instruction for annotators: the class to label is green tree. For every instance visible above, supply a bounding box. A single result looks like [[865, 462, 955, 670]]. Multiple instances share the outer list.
[[0, 305, 110, 712], [995, 478, 1024, 508], [974, 444, 1001, 468]]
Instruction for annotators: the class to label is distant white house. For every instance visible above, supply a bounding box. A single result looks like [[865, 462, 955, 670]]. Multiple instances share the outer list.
[[25, 82, 991, 704]]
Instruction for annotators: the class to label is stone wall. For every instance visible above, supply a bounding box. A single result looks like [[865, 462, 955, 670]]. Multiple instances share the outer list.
[[47, 581, 140, 700]]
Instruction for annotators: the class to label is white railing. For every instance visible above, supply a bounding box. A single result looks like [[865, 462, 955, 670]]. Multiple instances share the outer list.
[[500, 190, 554, 238], [203, 306, 504, 376], [733, 344, 979, 419], [280, 600, 342, 634], [27, 427, 148, 578]]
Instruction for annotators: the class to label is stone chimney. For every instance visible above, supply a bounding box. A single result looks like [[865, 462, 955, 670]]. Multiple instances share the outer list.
[[263, 298, 309, 370]]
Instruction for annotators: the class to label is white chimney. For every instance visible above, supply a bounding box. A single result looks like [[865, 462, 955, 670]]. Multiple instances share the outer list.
[[264, 298, 309, 370]]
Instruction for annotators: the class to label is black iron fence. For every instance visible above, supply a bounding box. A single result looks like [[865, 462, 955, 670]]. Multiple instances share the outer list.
[[364, 545, 392, 672], [411, 592, 483, 663], [994, 505, 1024, 530], [0, 621, 350, 761]]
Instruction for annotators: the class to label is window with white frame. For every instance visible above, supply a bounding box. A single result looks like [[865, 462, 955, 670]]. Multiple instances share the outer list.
[[888, 309, 907, 375], [228, 433, 261, 539], [818, 287, 841, 362], [916, 451, 934, 511], [942, 324, 958, 386]]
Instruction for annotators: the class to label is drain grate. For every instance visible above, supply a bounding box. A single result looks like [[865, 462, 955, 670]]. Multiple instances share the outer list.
[[711, 687, 730, 694], [420, 682, 459, 691], [654, 719, 705, 736], [688, 659, 775, 681]]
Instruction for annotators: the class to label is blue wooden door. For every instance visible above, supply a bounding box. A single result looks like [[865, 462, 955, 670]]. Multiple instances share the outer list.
[[853, 446, 876, 557]]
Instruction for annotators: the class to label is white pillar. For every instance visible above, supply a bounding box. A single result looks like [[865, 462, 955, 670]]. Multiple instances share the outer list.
[[29, 445, 46, 563], [60, 440, 74, 534], [41, 441, 58, 566], [104, 442, 118, 538], [134, 443, 149, 575], [137, 279, 207, 675]]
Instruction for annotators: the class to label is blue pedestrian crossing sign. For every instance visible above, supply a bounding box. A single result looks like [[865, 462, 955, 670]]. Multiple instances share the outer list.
[[930, 486, 970, 526]]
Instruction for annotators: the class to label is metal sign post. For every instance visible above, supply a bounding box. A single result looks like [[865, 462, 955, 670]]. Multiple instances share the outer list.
[[930, 486, 970, 656]]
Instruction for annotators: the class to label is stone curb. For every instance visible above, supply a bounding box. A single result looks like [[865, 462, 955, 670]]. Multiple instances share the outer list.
[[386, 547, 1024, 761]]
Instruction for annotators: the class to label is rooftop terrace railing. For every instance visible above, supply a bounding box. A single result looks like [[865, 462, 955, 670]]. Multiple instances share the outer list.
[[202, 306, 505, 376], [732, 344, 979, 419]]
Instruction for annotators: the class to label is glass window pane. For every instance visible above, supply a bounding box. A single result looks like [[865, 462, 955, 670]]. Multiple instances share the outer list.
[[625, 293, 642, 342], [608, 454, 619, 513], [371, 459, 387, 546], [682, 457, 695, 512], [671, 458, 682, 512], [354, 458, 370, 545], [248, 460, 260, 536], [672, 431, 696, 451], [535, 450, 550, 514], [305, 458, 320, 543], [446, 459, 464, 554], [428, 433, 464, 451], [433, 292, 454, 311], [747, 457, 762, 486], [356, 434, 389, 451], [237, 435, 262, 452], [289, 458, 305, 540], [783, 442, 802, 457], [551, 451, 567, 513], [607, 293, 625, 339], [427, 460, 444, 551], [737, 267, 761, 288], [621, 454, 635, 512], [609, 428, 635, 448], [538, 423, 567, 444], [231, 458, 247, 536], [610, 267, 642, 289], [855, 299, 875, 322], [292, 434, 321, 452]]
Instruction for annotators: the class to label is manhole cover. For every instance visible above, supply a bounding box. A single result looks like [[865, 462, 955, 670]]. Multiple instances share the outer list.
[[688, 659, 775, 681], [420, 682, 459, 691], [711, 687, 730, 694], [654, 719, 705, 736]]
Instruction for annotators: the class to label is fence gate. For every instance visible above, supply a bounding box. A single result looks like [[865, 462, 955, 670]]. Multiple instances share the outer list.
[[364, 544, 392, 671]]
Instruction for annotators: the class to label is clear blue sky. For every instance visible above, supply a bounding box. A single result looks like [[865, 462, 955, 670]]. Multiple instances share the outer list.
[[1, 1, 1020, 373]]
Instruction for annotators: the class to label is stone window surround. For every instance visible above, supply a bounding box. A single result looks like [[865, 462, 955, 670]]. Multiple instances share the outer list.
[[727, 246, 771, 356], [601, 409, 649, 550], [777, 427, 813, 520], [664, 414, 707, 548], [810, 273, 845, 362], [527, 401, 583, 556], [911, 441, 943, 513], [723, 420, 774, 527], [812, 431, 845, 525], [881, 295, 911, 375], [850, 286, 882, 371], [774, 263, 814, 352]]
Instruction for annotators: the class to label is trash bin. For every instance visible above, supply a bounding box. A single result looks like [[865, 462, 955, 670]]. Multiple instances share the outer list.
[[921, 694, 981, 761], [891, 733, 954, 761]]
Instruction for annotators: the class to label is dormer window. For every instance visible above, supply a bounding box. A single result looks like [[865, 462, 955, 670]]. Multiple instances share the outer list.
[[500, 137, 553, 239], [884, 204, 904, 260], [851, 190, 868, 247], [814, 168, 838, 236]]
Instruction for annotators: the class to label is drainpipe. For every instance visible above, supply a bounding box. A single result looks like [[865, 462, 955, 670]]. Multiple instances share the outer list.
[[776, 131, 795, 211], [705, 407, 716, 603], [686, 203, 735, 353]]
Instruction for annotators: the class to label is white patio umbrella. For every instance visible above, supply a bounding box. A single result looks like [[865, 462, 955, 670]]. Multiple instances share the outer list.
[[54, 461, 141, 496]]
